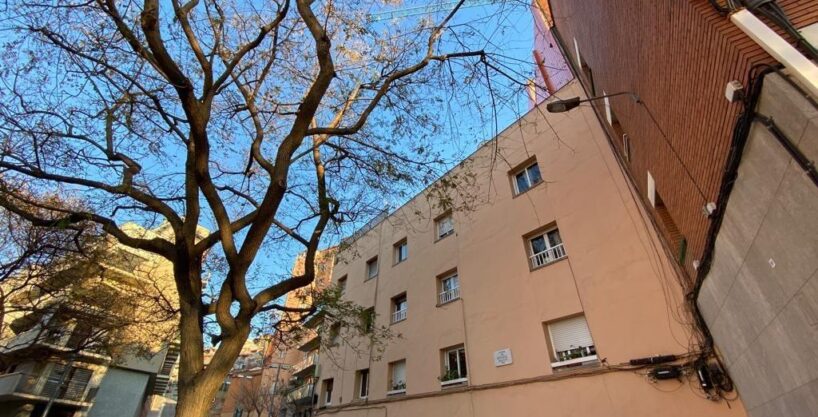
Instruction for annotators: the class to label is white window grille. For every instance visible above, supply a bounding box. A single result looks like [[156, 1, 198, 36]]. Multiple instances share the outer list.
[[529, 228, 566, 268], [439, 274, 460, 304], [392, 296, 407, 323]]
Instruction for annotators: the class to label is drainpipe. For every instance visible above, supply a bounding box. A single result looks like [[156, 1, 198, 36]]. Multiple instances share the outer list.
[[730, 8, 818, 98]]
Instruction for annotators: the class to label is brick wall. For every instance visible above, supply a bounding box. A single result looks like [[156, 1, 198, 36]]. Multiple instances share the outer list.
[[547, 0, 818, 279]]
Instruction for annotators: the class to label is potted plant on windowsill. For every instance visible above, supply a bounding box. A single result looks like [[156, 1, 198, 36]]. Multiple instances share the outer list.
[[438, 369, 467, 386], [387, 381, 406, 395]]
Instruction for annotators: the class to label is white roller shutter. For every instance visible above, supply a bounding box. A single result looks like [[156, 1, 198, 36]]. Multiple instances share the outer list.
[[549, 315, 594, 353]]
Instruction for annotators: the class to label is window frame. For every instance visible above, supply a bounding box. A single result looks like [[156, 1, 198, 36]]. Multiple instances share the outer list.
[[337, 276, 347, 294], [365, 257, 379, 280], [527, 227, 566, 269], [393, 239, 408, 264], [387, 360, 407, 395], [391, 293, 407, 324], [438, 272, 460, 305], [361, 308, 375, 333], [435, 213, 454, 241], [356, 369, 369, 399], [323, 379, 334, 406], [545, 315, 598, 369], [511, 160, 543, 195], [441, 345, 468, 386]]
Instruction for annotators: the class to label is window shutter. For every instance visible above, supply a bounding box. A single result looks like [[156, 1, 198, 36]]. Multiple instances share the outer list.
[[549, 315, 594, 353]]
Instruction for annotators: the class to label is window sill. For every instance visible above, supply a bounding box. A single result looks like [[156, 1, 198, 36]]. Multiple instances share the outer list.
[[434, 231, 454, 243], [440, 377, 468, 387], [386, 389, 406, 396], [393, 260, 407, 267], [390, 318, 406, 326], [551, 355, 599, 369], [436, 297, 461, 307], [529, 256, 568, 272], [365, 275, 378, 282]]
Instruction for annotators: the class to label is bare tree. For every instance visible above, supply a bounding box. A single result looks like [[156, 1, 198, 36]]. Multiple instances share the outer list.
[[0, 202, 179, 363], [0, 0, 527, 416]]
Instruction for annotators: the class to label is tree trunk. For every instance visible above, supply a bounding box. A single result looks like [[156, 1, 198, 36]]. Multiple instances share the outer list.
[[173, 262, 252, 417]]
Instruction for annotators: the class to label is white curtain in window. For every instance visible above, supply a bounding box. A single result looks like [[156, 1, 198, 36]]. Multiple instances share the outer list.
[[391, 361, 406, 386]]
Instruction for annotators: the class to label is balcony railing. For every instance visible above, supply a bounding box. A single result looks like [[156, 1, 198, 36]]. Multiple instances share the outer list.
[[530, 244, 567, 268], [439, 287, 460, 304], [391, 309, 407, 323], [291, 354, 318, 377], [0, 372, 91, 404]]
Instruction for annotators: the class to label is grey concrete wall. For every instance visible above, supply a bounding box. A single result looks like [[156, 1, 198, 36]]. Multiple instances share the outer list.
[[86, 367, 150, 417], [697, 72, 818, 417]]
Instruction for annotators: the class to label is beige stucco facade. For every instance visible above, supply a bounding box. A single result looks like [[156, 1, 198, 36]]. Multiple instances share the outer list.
[[313, 80, 748, 417]]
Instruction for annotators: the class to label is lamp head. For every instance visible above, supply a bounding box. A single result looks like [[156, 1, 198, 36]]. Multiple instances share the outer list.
[[546, 96, 581, 113]]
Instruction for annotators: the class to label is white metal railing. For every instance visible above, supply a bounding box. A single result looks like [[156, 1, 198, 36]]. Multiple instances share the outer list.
[[530, 244, 567, 268], [391, 309, 407, 323], [439, 287, 460, 304]]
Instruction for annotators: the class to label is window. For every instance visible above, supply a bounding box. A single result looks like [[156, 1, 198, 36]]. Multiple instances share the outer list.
[[365, 257, 379, 280], [441, 346, 468, 386], [438, 273, 460, 305], [219, 380, 231, 392], [322, 379, 333, 405], [361, 308, 375, 333], [328, 323, 341, 345], [391, 294, 407, 324], [356, 369, 369, 399], [394, 239, 408, 264], [436, 213, 454, 240], [387, 360, 406, 395], [546, 315, 597, 369], [512, 162, 543, 195], [337, 276, 347, 294], [529, 228, 566, 268]]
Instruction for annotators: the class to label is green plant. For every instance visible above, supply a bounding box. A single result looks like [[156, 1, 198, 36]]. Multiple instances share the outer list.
[[439, 368, 462, 382]]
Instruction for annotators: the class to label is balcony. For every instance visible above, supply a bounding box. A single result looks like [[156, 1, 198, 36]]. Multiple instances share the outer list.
[[439, 287, 460, 305], [286, 382, 315, 406], [0, 372, 92, 407], [391, 309, 407, 324], [530, 244, 567, 268], [291, 354, 318, 379]]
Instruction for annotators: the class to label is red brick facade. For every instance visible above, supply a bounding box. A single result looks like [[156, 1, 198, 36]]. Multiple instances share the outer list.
[[545, 0, 818, 279]]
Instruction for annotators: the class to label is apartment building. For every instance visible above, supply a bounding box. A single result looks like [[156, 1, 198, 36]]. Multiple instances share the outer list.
[[0, 223, 184, 417], [541, 1, 818, 416], [208, 249, 336, 417], [309, 80, 747, 417]]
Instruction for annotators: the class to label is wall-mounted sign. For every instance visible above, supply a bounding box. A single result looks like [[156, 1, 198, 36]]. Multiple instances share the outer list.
[[493, 348, 513, 367]]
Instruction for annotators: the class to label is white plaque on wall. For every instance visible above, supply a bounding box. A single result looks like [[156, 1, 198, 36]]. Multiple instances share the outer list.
[[493, 348, 513, 367]]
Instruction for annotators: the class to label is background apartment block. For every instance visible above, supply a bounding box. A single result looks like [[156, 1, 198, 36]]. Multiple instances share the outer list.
[[312, 81, 746, 417], [0, 223, 184, 417], [207, 249, 336, 417], [542, 1, 818, 416]]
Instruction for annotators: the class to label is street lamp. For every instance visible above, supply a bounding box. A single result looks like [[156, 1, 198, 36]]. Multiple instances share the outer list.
[[545, 92, 640, 113]]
